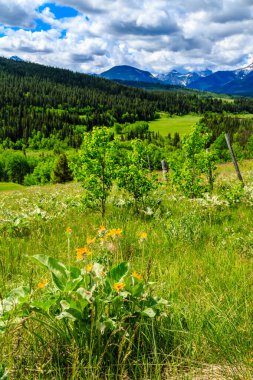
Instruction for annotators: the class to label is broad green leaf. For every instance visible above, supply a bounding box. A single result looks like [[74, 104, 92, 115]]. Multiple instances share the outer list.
[[51, 273, 64, 291], [31, 298, 57, 313], [32, 255, 68, 291], [142, 308, 156, 318], [129, 282, 144, 297], [0, 286, 30, 315], [65, 276, 83, 292], [57, 308, 82, 321], [60, 300, 70, 311], [109, 262, 129, 282], [104, 279, 112, 295], [67, 266, 81, 279]]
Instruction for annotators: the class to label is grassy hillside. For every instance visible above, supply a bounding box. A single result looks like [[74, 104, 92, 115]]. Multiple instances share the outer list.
[[0, 182, 24, 192], [149, 113, 200, 137], [1, 164, 253, 378]]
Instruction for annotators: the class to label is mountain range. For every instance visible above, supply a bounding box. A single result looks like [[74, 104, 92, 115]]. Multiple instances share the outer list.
[[99, 64, 253, 96], [7, 56, 253, 96]]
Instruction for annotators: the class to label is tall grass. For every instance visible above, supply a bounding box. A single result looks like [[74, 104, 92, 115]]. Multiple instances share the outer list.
[[0, 181, 253, 379]]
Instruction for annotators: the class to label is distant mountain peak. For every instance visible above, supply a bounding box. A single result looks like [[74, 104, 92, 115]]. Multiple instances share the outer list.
[[10, 56, 24, 62], [237, 62, 253, 74], [100, 65, 158, 83], [157, 69, 212, 87]]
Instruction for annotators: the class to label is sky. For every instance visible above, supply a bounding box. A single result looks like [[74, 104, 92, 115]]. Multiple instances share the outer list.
[[0, 0, 253, 74]]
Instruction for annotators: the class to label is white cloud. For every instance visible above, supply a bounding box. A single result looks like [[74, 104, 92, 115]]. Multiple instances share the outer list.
[[0, 0, 253, 74]]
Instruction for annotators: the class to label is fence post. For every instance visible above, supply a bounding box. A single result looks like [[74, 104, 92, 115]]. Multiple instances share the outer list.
[[161, 159, 168, 183], [225, 133, 244, 186]]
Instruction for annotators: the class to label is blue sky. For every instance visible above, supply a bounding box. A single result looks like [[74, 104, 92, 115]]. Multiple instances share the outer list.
[[0, 0, 252, 74]]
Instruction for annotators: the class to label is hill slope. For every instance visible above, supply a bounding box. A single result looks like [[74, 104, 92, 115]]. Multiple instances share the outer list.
[[0, 57, 252, 148]]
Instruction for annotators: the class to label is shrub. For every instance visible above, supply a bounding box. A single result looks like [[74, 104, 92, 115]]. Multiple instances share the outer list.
[[4, 153, 30, 184], [24, 158, 55, 186]]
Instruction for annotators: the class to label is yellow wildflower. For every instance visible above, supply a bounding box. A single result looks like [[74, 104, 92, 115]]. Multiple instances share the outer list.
[[107, 228, 123, 239], [98, 225, 106, 233], [113, 282, 125, 292], [86, 263, 93, 273], [138, 232, 147, 241], [37, 279, 48, 289], [76, 246, 92, 260], [87, 237, 96, 245], [132, 271, 143, 280], [66, 227, 72, 235]]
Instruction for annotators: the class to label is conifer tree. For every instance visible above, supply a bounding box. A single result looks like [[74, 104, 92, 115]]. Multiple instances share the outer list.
[[52, 154, 73, 183]]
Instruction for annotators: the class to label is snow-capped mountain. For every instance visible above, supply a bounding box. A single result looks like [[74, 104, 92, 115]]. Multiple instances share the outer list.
[[234, 63, 253, 78], [157, 70, 202, 86], [189, 63, 253, 94], [98, 63, 253, 96], [10, 56, 24, 62]]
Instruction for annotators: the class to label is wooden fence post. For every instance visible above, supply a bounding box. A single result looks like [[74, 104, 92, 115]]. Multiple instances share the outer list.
[[225, 133, 244, 186], [161, 159, 168, 183]]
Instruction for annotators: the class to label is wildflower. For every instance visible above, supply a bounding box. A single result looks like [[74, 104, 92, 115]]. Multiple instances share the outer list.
[[37, 279, 48, 289], [98, 225, 106, 234], [76, 246, 92, 260], [87, 237, 96, 245], [107, 228, 123, 239], [86, 263, 93, 273], [138, 232, 147, 241], [132, 271, 143, 280], [113, 282, 125, 292], [66, 227, 72, 235]]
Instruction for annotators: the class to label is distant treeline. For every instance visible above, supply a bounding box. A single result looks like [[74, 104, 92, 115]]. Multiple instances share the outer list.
[[1, 57, 253, 147]]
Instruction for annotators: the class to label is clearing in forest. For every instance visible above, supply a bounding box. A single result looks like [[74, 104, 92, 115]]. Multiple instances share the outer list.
[[149, 113, 201, 137]]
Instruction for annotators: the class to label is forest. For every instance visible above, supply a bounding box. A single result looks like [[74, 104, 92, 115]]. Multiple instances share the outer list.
[[1, 57, 253, 149]]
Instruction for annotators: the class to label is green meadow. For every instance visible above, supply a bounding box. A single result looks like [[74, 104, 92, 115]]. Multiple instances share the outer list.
[[149, 113, 201, 137], [0, 182, 24, 192], [0, 161, 253, 379]]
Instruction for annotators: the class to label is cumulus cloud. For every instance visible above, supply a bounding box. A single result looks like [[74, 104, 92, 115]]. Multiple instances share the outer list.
[[0, 0, 43, 27], [0, 0, 253, 74]]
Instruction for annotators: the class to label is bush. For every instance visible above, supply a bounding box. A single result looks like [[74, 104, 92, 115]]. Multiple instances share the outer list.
[[4, 153, 30, 184], [24, 158, 55, 186]]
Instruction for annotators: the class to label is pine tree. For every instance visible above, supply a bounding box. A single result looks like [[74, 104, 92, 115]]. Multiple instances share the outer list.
[[52, 154, 73, 183]]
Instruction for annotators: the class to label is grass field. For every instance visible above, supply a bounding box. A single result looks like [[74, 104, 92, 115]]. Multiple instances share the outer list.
[[149, 113, 201, 137], [217, 159, 253, 179], [1, 166, 253, 379], [0, 182, 24, 192]]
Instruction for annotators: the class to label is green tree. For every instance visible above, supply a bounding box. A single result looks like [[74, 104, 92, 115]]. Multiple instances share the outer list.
[[5, 153, 30, 184], [116, 140, 157, 213], [169, 125, 217, 198], [71, 127, 117, 217], [52, 154, 73, 184]]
